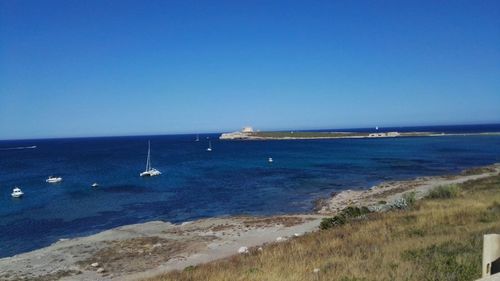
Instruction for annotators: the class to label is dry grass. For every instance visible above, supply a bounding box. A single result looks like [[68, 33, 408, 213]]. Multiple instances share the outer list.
[[148, 175, 500, 281]]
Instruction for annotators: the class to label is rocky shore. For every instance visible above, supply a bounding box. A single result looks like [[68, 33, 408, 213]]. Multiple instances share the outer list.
[[1, 163, 499, 281]]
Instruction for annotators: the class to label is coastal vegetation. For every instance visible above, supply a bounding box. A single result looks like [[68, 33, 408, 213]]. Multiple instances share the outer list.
[[319, 206, 371, 230], [149, 174, 500, 281], [426, 184, 461, 199]]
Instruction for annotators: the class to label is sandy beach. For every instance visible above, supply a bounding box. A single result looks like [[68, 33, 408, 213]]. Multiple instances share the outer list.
[[1, 163, 499, 281]]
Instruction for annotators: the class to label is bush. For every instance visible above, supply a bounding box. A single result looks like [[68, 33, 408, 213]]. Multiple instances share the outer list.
[[320, 216, 347, 230], [390, 192, 417, 210], [320, 206, 371, 230], [427, 185, 461, 199], [183, 266, 196, 272], [391, 198, 409, 210], [403, 191, 416, 206]]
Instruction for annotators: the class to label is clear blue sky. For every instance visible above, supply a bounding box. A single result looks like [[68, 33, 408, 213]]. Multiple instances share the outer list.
[[1, 0, 499, 140]]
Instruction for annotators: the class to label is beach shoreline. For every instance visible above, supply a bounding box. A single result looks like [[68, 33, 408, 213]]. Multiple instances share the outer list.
[[1, 163, 499, 281]]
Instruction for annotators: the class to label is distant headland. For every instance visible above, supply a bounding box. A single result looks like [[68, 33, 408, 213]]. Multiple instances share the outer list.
[[219, 126, 500, 140]]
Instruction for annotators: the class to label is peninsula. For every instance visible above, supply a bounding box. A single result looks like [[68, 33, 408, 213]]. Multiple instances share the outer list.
[[220, 127, 437, 140], [219, 127, 500, 140]]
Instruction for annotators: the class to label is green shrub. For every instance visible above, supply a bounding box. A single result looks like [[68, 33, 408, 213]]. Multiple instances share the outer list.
[[390, 192, 417, 210], [427, 185, 461, 199], [320, 206, 371, 230], [183, 266, 196, 272], [403, 191, 416, 206], [320, 215, 347, 230]]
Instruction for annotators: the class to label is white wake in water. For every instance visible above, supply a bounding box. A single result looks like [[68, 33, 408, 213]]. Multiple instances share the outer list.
[[0, 145, 37, 151]]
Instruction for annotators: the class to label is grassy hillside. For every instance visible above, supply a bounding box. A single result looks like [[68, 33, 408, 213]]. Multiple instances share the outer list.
[[149, 174, 500, 281]]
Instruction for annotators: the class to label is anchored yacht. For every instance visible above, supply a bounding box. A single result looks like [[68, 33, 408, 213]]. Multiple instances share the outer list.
[[140, 141, 161, 177], [11, 187, 24, 198], [46, 176, 62, 183]]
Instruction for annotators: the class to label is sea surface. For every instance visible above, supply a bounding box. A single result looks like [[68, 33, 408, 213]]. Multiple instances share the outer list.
[[1, 124, 500, 257]]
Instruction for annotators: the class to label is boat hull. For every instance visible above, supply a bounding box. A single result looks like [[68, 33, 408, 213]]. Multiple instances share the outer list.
[[140, 169, 161, 177], [46, 177, 62, 183]]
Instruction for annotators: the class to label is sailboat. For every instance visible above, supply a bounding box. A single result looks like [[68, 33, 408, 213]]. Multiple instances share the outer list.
[[140, 141, 161, 177], [195, 134, 200, 142], [206, 140, 212, 152]]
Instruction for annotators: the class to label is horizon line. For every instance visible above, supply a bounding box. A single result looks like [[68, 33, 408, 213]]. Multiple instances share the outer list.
[[1, 122, 500, 142]]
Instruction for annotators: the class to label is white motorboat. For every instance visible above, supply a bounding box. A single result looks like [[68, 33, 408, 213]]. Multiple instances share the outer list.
[[140, 141, 161, 177], [91, 183, 99, 187], [206, 140, 212, 152], [46, 176, 62, 183], [268, 157, 273, 163], [11, 187, 24, 198]]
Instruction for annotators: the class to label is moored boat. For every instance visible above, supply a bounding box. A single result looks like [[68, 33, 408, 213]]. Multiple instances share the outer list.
[[11, 187, 24, 198], [46, 176, 62, 183], [140, 141, 161, 177]]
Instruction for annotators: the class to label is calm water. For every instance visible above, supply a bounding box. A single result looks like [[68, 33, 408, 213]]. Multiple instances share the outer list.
[[1, 124, 500, 257]]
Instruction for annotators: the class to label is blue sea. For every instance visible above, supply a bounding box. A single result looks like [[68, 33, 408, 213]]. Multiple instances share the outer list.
[[1, 124, 500, 258]]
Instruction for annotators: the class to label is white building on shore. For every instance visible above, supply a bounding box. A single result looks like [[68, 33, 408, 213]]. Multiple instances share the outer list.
[[241, 126, 254, 133], [220, 127, 256, 140]]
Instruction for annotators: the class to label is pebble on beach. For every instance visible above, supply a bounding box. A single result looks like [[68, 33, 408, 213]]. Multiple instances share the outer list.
[[276, 236, 287, 242]]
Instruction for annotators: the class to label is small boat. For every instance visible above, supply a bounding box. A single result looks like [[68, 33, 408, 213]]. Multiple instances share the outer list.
[[195, 134, 200, 142], [91, 183, 99, 187], [206, 140, 212, 152], [46, 176, 62, 183], [140, 141, 161, 177], [11, 187, 24, 198], [268, 157, 273, 163]]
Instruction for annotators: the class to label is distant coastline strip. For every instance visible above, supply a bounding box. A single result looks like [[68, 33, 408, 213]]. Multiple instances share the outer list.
[[219, 130, 500, 140]]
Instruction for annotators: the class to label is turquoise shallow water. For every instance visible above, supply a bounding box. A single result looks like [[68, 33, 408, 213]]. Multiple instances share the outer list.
[[1, 124, 500, 257]]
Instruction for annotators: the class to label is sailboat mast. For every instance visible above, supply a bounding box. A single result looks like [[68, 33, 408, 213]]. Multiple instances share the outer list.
[[146, 141, 151, 171]]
